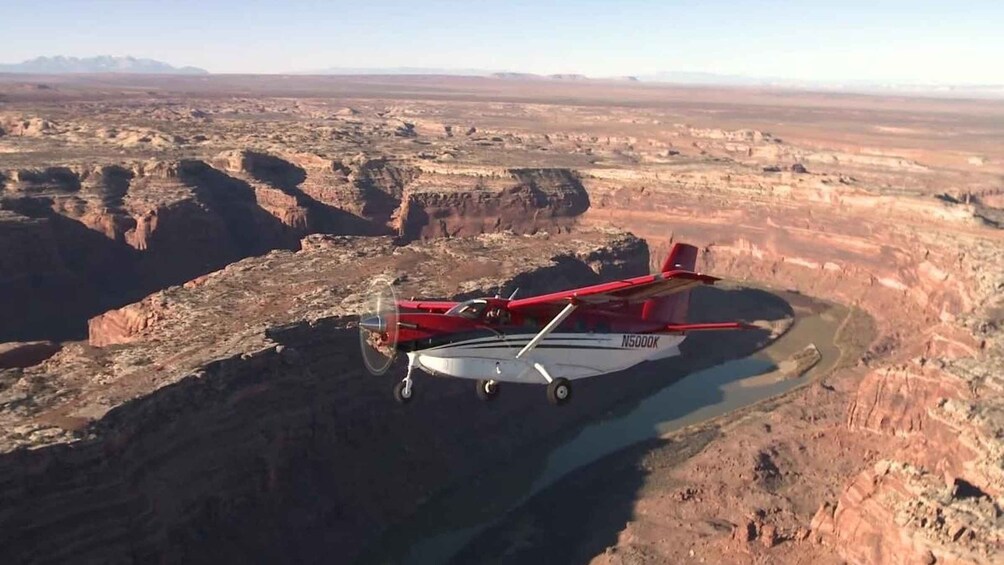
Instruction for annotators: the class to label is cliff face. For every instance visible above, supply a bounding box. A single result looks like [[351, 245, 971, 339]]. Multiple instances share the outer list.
[[0, 157, 592, 342], [0, 160, 303, 341], [812, 349, 1004, 564], [0, 231, 661, 563], [578, 161, 1004, 564], [810, 461, 1003, 565], [0, 196, 137, 343], [396, 167, 590, 240]]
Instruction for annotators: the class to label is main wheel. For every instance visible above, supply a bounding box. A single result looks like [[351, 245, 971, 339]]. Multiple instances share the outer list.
[[547, 378, 572, 406], [476, 379, 500, 401], [393, 380, 413, 404]]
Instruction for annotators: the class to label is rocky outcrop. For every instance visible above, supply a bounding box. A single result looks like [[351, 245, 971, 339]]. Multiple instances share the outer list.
[[210, 151, 594, 242], [88, 296, 170, 347], [0, 153, 596, 342], [214, 150, 382, 235], [575, 142, 1004, 564], [0, 115, 55, 137], [0, 156, 375, 341], [811, 461, 1002, 565], [397, 168, 590, 240], [814, 347, 1004, 563]]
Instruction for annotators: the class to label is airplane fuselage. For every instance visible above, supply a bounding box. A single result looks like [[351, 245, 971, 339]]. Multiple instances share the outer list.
[[407, 330, 685, 383], [359, 242, 744, 405]]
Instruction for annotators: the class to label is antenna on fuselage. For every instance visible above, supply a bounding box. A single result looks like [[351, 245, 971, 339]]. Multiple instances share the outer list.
[[508, 288, 519, 300]]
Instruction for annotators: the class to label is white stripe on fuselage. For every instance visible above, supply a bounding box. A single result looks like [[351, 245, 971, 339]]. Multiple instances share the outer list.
[[412, 332, 685, 383]]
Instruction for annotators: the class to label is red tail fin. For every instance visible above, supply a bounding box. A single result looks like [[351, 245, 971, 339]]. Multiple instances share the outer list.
[[643, 243, 699, 323], [659, 242, 698, 273]]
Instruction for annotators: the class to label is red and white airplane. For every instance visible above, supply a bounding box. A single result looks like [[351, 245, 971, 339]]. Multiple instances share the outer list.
[[358, 243, 749, 405]]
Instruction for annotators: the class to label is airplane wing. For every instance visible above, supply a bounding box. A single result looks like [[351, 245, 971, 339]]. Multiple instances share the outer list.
[[398, 300, 457, 312], [507, 270, 718, 311]]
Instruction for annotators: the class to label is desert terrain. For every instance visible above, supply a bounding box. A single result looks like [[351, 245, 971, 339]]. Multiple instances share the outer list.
[[0, 74, 1002, 564]]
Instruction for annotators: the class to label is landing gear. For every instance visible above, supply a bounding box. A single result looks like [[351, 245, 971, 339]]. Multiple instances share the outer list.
[[547, 378, 572, 406], [476, 379, 500, 401], [394, 354, 416, 404], [393, 380, 413, 404]]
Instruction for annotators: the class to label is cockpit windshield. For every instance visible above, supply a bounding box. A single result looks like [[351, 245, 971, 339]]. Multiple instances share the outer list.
[[445, 299, 488, 320]]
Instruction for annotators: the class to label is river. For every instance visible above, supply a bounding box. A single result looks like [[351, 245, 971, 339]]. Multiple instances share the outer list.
[[357, 292, 847, 564]]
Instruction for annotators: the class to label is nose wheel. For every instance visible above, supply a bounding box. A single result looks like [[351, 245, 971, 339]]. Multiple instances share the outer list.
[[394, 355, 416, 404], [476, 379, 500, 401], [393, 380, 413, 404], [547, 378, 572, 406]]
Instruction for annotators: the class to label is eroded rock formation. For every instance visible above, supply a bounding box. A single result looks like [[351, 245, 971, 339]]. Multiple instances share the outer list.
[[397, 167, 589, 239], [571, 137, 1004, 564], [1, 154, 593, 341]]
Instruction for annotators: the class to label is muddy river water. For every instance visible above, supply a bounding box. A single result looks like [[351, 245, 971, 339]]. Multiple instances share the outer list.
[[357, 292, 848, 564]]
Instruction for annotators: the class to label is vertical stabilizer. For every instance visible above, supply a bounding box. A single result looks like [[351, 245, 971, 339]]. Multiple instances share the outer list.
[[643, 243, 699, 323]]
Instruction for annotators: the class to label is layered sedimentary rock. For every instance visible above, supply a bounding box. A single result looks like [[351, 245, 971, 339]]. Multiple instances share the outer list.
[[812, 337, 1004, 563], [573, 137, 1004, 564], [0, 160, 303, 340], [397, 167, 590, 239], [1, 153, 592, 342], [811, 461, 1003, 565]]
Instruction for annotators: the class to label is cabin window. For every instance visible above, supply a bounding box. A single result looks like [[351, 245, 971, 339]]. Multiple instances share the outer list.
[[446, 299, 488, 320]]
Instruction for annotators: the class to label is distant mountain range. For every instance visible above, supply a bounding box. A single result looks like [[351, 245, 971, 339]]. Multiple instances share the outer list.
[[636, 71, 774, 86], [0, 56, 208, 75], [306, 67, 639, 82], [2, 58, 999, 97], [304, 67, 1000, 91], [303, 66, 493, 76]]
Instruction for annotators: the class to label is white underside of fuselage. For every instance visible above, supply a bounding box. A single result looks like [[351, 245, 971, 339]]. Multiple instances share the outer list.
[[411, 333, 685, 384]]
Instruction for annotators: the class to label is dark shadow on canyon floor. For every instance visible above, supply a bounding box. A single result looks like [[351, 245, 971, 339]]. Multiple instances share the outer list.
[[449, 433, 718, 565]]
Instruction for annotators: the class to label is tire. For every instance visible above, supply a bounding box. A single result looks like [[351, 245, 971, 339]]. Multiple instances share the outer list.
[[547, 378, 572, 406], [476, 379, 499, 401], [393, 380, 413, 404]]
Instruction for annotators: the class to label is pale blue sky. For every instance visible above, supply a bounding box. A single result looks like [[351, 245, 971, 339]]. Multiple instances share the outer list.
[[1, 0, 1001, 83]]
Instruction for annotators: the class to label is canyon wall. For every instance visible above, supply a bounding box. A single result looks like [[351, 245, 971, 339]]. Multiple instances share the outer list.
[[579, 162, 1004, 564], [397, 167, 589, 240], [0, 155, 590, 342]]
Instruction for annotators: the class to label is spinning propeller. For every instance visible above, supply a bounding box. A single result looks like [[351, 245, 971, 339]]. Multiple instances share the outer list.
[[357, 275, 400, 375]]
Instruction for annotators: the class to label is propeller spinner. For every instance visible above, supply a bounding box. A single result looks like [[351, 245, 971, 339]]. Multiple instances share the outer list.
[[357, 275, 400, 375]]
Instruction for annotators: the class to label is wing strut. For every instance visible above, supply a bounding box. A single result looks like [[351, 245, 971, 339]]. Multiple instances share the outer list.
[[515, 302, 578, 360], [533, 362, 554, 384]]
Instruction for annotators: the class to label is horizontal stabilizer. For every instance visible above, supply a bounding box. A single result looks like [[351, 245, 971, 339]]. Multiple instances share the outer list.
[[662, 321, 754, 333]]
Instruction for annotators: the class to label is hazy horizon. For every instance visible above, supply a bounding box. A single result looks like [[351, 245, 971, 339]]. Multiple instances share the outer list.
[[2, 0, 1002, 85]]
